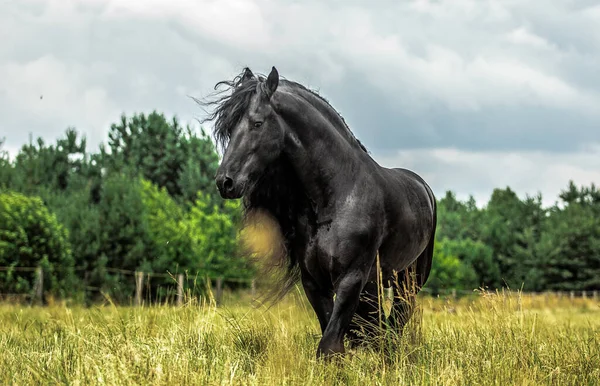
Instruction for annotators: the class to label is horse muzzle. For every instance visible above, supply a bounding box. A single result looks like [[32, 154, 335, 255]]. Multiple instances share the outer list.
[[215, 173, 243, 199]]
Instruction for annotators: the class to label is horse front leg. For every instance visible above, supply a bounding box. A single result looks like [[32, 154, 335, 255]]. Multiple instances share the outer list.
[[316, 270, 367, 358], [301, 272, 334, 334]]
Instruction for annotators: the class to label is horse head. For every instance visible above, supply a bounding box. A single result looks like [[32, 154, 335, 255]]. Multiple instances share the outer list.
[[214, 67, 284, 199]]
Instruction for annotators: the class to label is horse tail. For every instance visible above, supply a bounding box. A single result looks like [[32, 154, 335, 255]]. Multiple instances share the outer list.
[[415, 195, 436, 289]]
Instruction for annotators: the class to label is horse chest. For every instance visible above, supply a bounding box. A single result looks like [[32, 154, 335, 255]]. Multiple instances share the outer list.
[[296, 226, 335, 285]]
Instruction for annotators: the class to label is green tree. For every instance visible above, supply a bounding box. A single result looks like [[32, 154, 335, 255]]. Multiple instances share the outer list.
[[92, 173, 154, 298], [0, 138, 13, 189], [439, 237, 500, 290], [0, 191, 76, 298], [104, 112, 220, 205], [140, 179, 194, 273], [437, 191, 482, 241], [537, 182, 600, 291], [178, 126, 221, 207], [479, 187, 543, 289], [184, 193, 251, 280], [426, 239, 478, 294], [141, 179, 253, 294], [10, 129, 88, 196]]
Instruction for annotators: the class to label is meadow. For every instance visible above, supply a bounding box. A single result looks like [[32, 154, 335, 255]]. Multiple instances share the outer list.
[[1, 289, 599, 386]]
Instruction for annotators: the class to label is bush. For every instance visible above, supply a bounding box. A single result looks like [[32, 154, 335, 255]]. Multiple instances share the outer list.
[[0, 190, 76, 298], [426, 238, 478, 294], [141, 179, 254, 287]]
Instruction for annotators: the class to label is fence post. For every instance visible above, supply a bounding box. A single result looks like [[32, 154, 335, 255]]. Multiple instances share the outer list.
[[582, 290, 587, 299], [216, 277, 223, 305], [251, 279, 256, 299], [135, 271, 144, 307], [451, 289, 457, 300], [177, 274, 184, 306], [35, 266, 43, 305], [570, 290, 575, 304], [593, 291, 598, 301]]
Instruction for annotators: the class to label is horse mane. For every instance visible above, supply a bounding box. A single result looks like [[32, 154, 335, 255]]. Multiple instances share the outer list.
[[197, 67, 368, 302], [286, 82, 369, 154]]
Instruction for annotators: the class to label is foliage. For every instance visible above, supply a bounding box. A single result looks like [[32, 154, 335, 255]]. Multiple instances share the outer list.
[[0, 138, 13, 189], [140, 178, 192, 273], [140, 179, 252, 282], [438, 237, 500, 290], [426, 238, 478, 294], [2, 109, 600, 302], [184, 193, 250, 280], [0, 112, 250, 303], [0, 191, 76, 297], [434, 182, 600, 292], [103, 111, 220, 206], [536, 183, 600, 291]]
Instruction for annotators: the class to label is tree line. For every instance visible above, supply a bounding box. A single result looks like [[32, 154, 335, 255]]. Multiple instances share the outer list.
[[0, 111, 252, 303], [1, 110, 599, 303], [430, 182, 600, 293]]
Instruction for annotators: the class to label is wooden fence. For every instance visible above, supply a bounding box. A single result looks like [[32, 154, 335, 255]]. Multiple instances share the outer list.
[[1, 266, 599, 306], [129, 270, 255, 306], [0, 266, 256, 306]]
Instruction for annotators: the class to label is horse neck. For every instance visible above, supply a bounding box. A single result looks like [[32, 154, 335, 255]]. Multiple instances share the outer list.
[[277, 92, 369, 214], [292, 86, 363, 152]]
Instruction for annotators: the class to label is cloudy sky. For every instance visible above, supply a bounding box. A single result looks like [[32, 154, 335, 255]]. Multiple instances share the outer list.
[[1, 0, 599, 206]]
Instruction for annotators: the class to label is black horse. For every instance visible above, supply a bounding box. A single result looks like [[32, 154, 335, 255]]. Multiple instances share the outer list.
[[202, 66, 436, 358]]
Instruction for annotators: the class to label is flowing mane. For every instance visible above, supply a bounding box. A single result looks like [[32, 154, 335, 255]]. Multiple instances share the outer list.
[[200, 68, 368, 153], [198, 68, 369, 298]]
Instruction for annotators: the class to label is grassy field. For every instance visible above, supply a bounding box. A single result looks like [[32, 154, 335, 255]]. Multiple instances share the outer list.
[[1, 289, 599, 385]]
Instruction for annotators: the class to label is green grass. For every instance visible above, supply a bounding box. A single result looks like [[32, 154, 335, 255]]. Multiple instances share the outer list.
[[1, 290, 599, 385]]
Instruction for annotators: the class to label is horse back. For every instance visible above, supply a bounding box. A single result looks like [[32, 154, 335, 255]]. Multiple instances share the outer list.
[[379, 166, 434, 213]]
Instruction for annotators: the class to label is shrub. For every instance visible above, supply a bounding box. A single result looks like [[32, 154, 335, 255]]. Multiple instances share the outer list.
[[0, 190, 76, 298]]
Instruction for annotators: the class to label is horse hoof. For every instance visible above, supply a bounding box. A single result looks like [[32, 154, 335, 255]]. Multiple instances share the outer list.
[[316, 342, 345, 360]]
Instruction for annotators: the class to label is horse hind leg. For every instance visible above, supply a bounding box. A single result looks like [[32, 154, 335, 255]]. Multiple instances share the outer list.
[[346, 281, 387, 348], [389, 238, 434, 337], [389, 268, 417, 337]]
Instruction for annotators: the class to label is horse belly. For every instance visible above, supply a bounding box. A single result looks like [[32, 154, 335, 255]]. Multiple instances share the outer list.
[[376, 214, 432, 281]]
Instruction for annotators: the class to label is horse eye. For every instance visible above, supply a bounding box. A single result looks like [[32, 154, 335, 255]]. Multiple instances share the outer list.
[[253, 121, 263, 128]]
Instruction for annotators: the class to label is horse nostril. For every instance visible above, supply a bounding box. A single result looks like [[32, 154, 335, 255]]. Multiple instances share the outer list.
[[223, 176, 234, 193]]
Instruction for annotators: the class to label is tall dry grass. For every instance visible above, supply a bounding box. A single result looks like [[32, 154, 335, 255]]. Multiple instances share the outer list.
[[0, 289, 598, 385]]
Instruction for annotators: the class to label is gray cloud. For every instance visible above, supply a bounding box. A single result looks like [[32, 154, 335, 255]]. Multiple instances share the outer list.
[[1, 0, 599, 205], [376, 145, 600, 208]]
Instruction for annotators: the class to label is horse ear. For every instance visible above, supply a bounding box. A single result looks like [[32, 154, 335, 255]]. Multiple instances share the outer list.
[[265, 66, 279, 98], [241, 67, 255, 83]]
